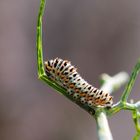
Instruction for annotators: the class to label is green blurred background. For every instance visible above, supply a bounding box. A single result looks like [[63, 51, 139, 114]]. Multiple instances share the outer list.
[[0, 0, 140, 139]]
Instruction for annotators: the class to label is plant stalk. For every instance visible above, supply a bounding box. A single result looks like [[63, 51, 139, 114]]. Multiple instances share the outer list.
[[95, 72, 129, 140]]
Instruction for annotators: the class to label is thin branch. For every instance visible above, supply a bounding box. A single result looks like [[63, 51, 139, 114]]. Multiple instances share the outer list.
[[135, 101, 140, 109], [107, 101, 140, 116], [36, 0, 72, 97], [107, 60, 140, 115], [133, 110, 140, 132], [100, 72, 129, 93], [95, 111, 113, 140], [132, 110, 140, 140], [121, 60, 140, 102], [36, 0, 46, 77], [106, 102, 123, 115]]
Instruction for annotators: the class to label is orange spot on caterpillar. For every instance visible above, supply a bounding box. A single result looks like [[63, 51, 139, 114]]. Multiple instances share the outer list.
[[44, 58, 113, 108]]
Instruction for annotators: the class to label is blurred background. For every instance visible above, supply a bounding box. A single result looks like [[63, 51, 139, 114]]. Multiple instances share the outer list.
[[0, 0, 140, 139]]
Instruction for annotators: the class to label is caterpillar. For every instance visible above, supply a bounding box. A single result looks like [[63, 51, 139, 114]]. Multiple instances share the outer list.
[[44, 58, 113, 108]]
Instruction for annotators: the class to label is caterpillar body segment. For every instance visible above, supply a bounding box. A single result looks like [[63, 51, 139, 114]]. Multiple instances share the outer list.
[[44, 58, 113, 108]]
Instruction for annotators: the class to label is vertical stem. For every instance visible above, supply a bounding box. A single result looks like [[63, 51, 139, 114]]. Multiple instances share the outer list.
[[36, 0, 46, 77], [132, 110, 140, 140], [95, 72, 129, 140], [95, 112, 113, 140]]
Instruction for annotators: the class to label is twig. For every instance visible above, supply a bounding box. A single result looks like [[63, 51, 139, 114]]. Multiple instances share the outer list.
[[121, 60, 140, 102]]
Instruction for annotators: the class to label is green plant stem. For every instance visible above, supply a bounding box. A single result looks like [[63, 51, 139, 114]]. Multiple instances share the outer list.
[[132, 110, 140, 140], [121, 60, 140, 102], [36, 0, 70, 97], [133, 110, 140, 132], [36, 0, 69, 98], [37, 0, 46, 77], [107, 59, 140, 116], [95, 72, 129, 140], [133, 133, 140, 140], [107, 101, 140, 116]]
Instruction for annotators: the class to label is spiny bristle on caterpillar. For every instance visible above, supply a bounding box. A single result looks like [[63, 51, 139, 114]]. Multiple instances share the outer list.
[[44, 58, 113, 108]]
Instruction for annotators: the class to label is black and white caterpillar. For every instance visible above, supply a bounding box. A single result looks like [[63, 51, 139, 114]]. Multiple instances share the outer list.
[[44, 58, 113, 108]]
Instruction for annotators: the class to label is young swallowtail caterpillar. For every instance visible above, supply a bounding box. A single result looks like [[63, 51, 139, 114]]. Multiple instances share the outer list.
[[44, 58, 113, 108]]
